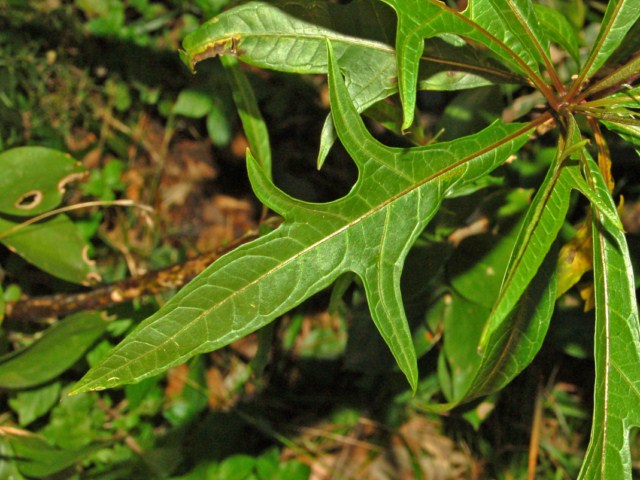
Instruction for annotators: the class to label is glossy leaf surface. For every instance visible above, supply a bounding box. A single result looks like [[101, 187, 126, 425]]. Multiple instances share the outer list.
[[180, 1, 523, 166], [430, 158, 570, 410], [582, 0, 640, 78], [380, 0, 549, 127], [72, 44, 532, 394], [578, 154, 640, 479]]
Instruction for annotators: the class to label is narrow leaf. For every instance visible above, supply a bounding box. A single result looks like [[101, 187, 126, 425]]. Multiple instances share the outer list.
[[0, 312, 107, 389], [535, 4, 581, 66], [380, 0, 548, 127], [71, 43, 533, 394], [428, 161, 573, 411], [581, 0, 640, 79], [220, 56, 272, 178], [585, 55, 640, 98], [578, 152, 640, 479], [601, 120, 640, 151], [428, 121, 597, 410]]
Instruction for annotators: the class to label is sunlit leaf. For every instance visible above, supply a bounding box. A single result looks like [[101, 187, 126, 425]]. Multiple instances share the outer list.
[[581, 0, 640, 79], [578, 150, 640, 479], [71, 43, 533, 395], [380, 0, 549, 127]]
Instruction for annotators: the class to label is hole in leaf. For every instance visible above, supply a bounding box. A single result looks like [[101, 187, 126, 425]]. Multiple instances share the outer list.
[[15, 190, 43, 210], [58, 170, 87, 193]]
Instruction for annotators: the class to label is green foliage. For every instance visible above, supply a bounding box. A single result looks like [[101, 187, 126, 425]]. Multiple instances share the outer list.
[[2, 0, 640, 477], [0, 147, 98, 285], [71, 0, 640, 476]]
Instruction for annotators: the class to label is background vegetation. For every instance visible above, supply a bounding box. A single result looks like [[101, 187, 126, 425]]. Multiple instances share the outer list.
[[0, 0, 639, 478]]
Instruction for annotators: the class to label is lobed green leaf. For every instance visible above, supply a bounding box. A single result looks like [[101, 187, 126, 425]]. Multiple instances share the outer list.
[[380, 0, 549, 128], [71, 43, 533, 394], [221, 55, 272, 177]]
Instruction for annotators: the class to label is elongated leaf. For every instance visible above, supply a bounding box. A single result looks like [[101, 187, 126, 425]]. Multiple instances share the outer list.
[[584, 85, 640, 108], [535, 4, 581, 66], [221, 56, 272, 178], [0, 147, 85, 217], [0, 312, 107, 389], [6, 431, 99, 478], [582, 0, 640, 79], [180, 2, 522, 167], [469, 0, 550, 68], [578, 154, 640, 480], [71, 43, 533, 394], [601, 120, 640, 152], [380, 0, 548, 128], [428, 118, 607, 410], [585, 55, 640, 98], [478, 164, 572, 349], [428, 159, 572, 411], [0, 214, 99, 285], [181, 0, 397, 114], [319, 34, 520, 166]]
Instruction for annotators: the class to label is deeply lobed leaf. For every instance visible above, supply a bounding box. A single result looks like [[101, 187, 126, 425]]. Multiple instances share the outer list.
[[72, 43, 533, 394]]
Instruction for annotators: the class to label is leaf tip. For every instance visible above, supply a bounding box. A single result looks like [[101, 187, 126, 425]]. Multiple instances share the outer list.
[[69, 375, 115, 396]]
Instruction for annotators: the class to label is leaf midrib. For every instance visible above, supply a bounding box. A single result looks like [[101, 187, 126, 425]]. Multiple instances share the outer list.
[[80, 120, 536, 390], [596, 218, 612, 477], [188, 32, 396, 62]]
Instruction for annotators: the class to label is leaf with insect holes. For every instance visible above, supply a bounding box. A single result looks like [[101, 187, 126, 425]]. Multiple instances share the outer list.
[[71, 42, 534, 394], [0, 147, 86, 217]]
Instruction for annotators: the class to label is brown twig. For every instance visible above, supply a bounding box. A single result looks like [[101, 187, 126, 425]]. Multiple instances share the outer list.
[[527, 379, 545, 480], [4, 231, 259, 325]]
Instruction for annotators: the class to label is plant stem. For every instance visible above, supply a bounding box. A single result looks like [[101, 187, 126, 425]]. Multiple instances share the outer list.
[[4, 230, 259, 324]]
